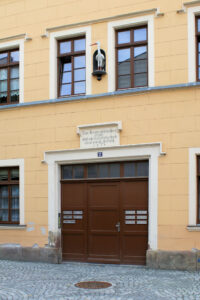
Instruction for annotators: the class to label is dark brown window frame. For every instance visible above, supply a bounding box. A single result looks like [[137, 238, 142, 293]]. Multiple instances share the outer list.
[[115, 25, 148, 90], [196, 16, 200, 81], [57, 37, 86, 97], [0, 167, 19, 225], [197, 156, 200, 224], [0, 48, 19, 105]]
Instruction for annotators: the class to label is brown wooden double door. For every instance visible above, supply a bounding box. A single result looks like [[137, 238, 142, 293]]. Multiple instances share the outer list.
[[61, 179, 148, 264]]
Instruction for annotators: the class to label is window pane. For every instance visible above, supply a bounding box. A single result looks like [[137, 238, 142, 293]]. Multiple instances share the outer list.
[[74, 56, 85, 69], [88, 164, 98, 178], [62, 166, 73, 179], [12, 198, 19, 209], [73, 165, 84, 179], [0, 53, 8, 65], [10, 67, 19, 79], [0, 93, 7, 103], [110, 163, 120, 177], [0, 69, 7, 80], [74, 69, 85, 81], [124, 162, 136, 177], [134, 28, 147, 42], [99, 164, 109, 178], [10, 79, 19, 91], [0, 170, 8, 181], [118, 48, 130, 63], [0, 198, 8, 209], [118, 75, 131, 89], [11, 186, 19, 209], [134, 60, 147, 73], [0, 210, 8, 221], [199, 67, 200, 80], [74, 39, 85, 52], [199, 177, 200, 221], [60, 84, 71, 96], [74, 81, 85, 94], [134, 46, 147, 60], [10, 91, 19, 103], [137, 161, 149, 176], [62, 72, 72, 84], [11, 51, 19, 62], [0, 186, 8, 197], [134, 73, 147, 87], [118, 61, 130, 75], [11, 185, 19, 197], [11, 210, 19, 222], [0, 81, 7, 92], [0, 187, 8, 209], [198, 19, 200, 32], [198, 42, 200, 52], [60, 41, 71, 54], [118, 31, 130, 44], [11, 169, 19, 180], [64, 63, 72, 71]]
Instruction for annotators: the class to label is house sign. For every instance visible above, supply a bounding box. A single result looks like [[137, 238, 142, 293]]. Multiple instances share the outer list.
[[77, 121, 122, 149]]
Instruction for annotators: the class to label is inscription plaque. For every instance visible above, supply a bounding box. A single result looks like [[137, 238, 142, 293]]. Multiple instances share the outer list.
[[77, 122, 122, 149]]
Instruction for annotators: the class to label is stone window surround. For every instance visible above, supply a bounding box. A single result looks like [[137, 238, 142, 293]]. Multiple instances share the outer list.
[[0, 39, 24, 103], [189, 148, 200, 229], [44, 142, 165, 250], [49, 26, 91, 99], [107, 14, 155, 92], [0, 159, 25, 228], [188, 5, 200, 82]]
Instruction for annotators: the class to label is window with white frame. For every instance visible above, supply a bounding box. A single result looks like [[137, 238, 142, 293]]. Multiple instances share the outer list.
[[49, 26, 91, 99], [0, 39, 24, 104], [0, 159, 24, 226], [108, 14, 154, 92]]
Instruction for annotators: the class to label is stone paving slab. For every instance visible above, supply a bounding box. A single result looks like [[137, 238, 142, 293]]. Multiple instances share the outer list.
[[0, 260, 200, 299]]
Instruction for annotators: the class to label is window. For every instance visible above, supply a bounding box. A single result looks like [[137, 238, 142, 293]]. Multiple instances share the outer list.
[[0, 49, 19, 104], [116, 26, 148, 89], [197, 156, 200, 223], [58, 37, 86, 97], [196, 17, 200, 81], [0, 167, 19, 224], [61, 161, 148, 180]]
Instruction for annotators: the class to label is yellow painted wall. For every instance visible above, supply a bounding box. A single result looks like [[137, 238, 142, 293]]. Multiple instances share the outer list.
[[0, 86, 199, 250], [0, 0, 199, 251]]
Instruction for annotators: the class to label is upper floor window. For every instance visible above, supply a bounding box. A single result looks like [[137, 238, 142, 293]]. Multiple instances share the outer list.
[[116, 26, 148, 90], [58, 37, 86, 97], [0, 167, 19, 224], [196, 17, 200, 81], [0, 49, 19, 105]]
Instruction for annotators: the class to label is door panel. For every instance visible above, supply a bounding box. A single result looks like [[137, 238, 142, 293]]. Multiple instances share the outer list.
[[87, 182, 120, 262], [61, 182, 87, 261], [120, 180, 148, 264]]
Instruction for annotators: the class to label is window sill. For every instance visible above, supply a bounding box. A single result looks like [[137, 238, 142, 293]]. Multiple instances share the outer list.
[[187, 225, 200, 232], [0, 224, 26, 230]]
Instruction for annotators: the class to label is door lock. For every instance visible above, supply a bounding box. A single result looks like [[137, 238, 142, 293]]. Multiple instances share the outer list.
[[115, 222, 120, 232]]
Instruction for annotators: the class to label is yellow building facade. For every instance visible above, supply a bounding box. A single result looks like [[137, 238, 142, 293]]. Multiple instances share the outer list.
[[0, 0, 200, 270]]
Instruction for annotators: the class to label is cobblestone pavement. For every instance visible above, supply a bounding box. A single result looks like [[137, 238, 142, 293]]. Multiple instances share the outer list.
[[0, 260, 200, 300]]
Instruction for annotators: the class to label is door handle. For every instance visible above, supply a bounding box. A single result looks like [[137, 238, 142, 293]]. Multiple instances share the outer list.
[[115, 222, 120, 232]]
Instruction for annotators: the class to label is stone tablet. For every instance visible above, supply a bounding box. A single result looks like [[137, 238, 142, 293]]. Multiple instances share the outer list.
[[77, 121, 122, 149]]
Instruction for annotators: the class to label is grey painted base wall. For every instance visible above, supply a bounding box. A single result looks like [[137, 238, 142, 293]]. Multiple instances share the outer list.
[[0, 245, 61, 264], [147, 250, 200, 271]]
